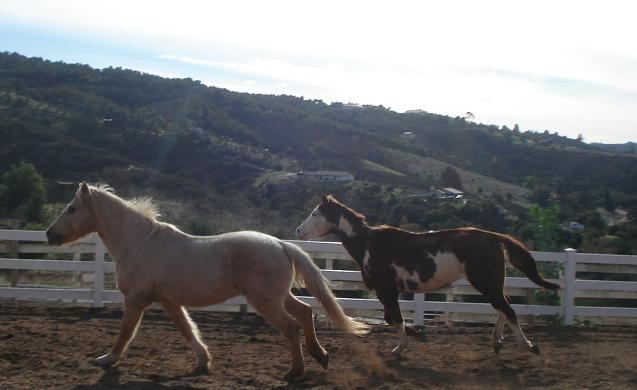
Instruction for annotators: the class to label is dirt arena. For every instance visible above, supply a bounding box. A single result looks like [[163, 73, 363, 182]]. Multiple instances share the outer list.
[[1, 302, 636, 389]]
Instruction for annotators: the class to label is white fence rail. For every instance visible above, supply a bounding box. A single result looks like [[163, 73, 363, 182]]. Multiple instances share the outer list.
[[1, 230, 637, 326]]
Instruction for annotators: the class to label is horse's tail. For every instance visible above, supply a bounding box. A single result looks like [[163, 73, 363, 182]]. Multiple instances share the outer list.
[[501, 234, 561, 290], [280, 241, 369, 335]]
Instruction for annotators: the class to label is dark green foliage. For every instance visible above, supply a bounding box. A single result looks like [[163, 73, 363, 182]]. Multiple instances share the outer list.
[[440, 166, 463, 189], [527, 204, 562, 251], [187, 220, 214, 236], [0, 162, 47, 221], [1, 52, 636, 253], [601, 188, 616, 211], [530, 187, 552, 208]]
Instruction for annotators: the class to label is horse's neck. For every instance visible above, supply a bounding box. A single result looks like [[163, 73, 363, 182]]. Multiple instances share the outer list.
[[337, 227, 369, 268], [93, 193, 155, 261]]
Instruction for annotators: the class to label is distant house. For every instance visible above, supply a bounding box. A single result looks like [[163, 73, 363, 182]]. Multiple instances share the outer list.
[[426, 186, 465, 199], [297, 171, 354, 182], [568, 221, 585, 231]]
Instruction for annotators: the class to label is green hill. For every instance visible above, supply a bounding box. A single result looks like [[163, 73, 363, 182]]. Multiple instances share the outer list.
[[1, 52, 636, 252]]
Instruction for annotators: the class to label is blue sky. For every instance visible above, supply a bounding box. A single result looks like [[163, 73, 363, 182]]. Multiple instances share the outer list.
[[2, 0, 636, 143]]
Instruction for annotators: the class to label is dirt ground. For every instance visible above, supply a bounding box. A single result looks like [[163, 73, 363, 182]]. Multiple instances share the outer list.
[[1, 302, 636, 390]]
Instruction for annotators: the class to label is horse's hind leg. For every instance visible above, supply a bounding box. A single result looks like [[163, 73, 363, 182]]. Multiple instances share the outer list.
[[248, 296, 304, 380], [96, 295, 150, 367], [162, 301, 211, 373], [492, 312, 506, 353], [490, 295, 540, 354], [285, 293, 329, 369], [465, 257, 539, 354]]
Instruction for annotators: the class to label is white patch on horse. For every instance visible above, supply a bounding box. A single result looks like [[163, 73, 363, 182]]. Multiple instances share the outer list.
[[392, 252, 464, 292], [362, 250, 371, 275], [338, 216, 354, 237], [391, 264, 422, 291], [419, 251, 465, 290], [297, 205, 329, 240], [500, 242, 510, 263]]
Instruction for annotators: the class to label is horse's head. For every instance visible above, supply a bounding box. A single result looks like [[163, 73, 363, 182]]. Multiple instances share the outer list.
[[296, 194, 365, 240], [296, 194, 332, 240], [46, 182, 97, 245]]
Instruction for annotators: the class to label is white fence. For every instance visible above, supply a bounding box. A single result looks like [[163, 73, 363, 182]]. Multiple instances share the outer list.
[[1, 229, 636, 326]]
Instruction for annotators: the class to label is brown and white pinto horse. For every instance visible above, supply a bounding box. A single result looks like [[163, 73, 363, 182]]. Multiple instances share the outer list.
[[296, 194, 560, 356]]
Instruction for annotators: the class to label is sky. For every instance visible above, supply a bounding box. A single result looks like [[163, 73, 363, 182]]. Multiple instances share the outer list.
[[1, 0, 636, 143]]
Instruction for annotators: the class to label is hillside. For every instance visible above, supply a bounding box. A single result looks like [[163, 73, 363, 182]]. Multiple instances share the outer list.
[[1, 52, 637, 249]]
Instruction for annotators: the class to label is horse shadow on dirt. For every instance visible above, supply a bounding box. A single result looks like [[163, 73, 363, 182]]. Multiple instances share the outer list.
[[74, 367, 204, 390]]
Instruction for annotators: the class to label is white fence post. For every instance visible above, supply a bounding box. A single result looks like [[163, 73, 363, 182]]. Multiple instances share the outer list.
[[563, 248, 577, 325], [413, 293, 425, 326], [92, 236, 105, 308]]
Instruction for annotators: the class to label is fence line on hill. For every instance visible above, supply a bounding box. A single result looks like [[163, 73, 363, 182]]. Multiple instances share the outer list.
[[1, 229, 636, 326]]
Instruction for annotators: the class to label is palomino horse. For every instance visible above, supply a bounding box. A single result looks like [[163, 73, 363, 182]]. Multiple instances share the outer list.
[[296, 194, 560, 356], [46, 183, 367, 379]]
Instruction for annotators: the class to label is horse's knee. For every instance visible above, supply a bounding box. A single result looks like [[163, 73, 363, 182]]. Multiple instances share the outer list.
[[383, 303, 402, 325], [279, 318, 302, 339]]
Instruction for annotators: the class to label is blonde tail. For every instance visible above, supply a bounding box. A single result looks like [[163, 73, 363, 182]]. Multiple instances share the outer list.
[[281, 241, 369, 335]]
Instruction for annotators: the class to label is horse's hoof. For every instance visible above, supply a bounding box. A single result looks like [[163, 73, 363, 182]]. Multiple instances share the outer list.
[[95, 354, 116, 367], [405, 326, 427, 343], [530, 344, 541, 355], [318, 352, 329, 369], [194, 361, 212, 375], [283, 368, 304, 381], [309, 347, 329, 369]]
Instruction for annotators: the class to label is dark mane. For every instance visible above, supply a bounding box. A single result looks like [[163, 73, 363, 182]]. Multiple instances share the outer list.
[[373, 224, 409, 232], [324, 194, 367, 225]]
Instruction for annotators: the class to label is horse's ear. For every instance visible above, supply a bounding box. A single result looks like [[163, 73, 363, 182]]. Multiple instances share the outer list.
[[321, 193, 331, 203], [79, 182, 90, 200]]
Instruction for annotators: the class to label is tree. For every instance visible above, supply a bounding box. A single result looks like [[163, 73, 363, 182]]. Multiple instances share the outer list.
[[440, 166, 463, 190], [530, 187, 551, 208], [528, 204, 562, 251], [601, 188, 616, 211], [0, 162, 47, 221]]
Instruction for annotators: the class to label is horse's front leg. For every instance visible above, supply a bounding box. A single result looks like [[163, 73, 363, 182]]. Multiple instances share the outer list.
[[380, 294, 407, 356], [162, 301, 212, 373], [96, 295, 150, 367]]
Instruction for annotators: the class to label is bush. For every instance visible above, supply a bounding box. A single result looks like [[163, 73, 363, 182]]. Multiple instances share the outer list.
[[0, 162, 47, 222]]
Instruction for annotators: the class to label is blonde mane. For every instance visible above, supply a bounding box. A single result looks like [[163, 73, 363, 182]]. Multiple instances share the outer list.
[[88, 184, 160, 221], [127, 197, 161, 220]]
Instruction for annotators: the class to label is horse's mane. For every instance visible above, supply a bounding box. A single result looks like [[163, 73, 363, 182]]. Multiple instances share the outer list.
[[325, 195, 367, 224], [89, 184, 160, 221], [127, 197, 161, 220]]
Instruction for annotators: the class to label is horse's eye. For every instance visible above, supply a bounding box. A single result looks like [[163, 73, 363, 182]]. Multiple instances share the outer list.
[[67, 206, 76, 215]]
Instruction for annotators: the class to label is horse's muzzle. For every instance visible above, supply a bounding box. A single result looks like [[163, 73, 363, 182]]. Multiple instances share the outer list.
[[46, 230, 64, 246]]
